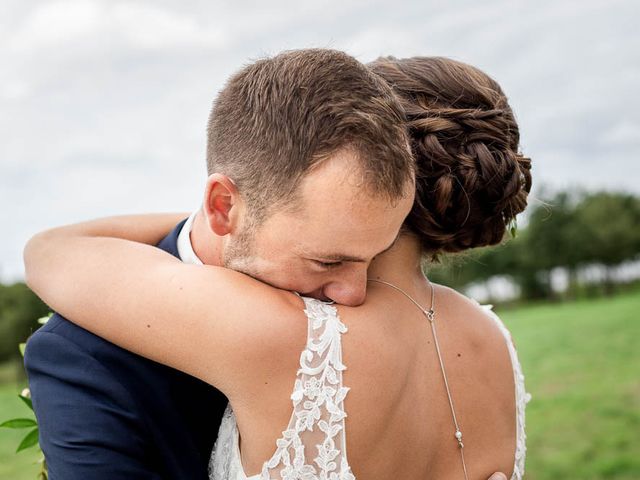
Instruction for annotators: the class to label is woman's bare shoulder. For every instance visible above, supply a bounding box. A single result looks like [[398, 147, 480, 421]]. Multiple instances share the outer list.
[[429, 284, 516, 361], [435, 283, 504, 325], [153, 264, 310, 398]]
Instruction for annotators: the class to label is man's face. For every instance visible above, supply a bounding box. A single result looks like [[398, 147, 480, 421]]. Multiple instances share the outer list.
[[223, 150, 414, 306]]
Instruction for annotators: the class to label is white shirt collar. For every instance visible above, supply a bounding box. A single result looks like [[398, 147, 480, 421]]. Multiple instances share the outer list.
[[177, 210, 204, 265]]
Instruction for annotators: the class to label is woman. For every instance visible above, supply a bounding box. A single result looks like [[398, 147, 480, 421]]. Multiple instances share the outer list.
[[24, 56, 531, 480]]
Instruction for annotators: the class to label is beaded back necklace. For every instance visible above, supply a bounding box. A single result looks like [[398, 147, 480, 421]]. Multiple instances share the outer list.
[[367, 278, 469, 480]]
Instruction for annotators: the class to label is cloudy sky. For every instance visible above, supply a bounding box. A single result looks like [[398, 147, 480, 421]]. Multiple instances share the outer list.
[[1, 0, 638, 281]]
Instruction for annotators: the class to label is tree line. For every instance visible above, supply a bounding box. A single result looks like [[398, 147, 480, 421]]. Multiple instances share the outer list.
[[0, 283, 49, 365], [428, 189, 640, 302]]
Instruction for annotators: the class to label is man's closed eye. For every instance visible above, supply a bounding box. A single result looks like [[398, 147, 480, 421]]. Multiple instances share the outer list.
[[312, 260, 344, 270]]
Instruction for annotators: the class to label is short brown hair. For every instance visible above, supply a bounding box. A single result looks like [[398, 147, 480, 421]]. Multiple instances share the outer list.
[[369, 56, 532, 256], [207, 49, 414, 222]]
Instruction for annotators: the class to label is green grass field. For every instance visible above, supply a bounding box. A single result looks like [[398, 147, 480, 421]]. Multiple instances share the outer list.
[[1, 290, 638, 479], [0, 383, 42, 480], [497, 289, 640, 479]]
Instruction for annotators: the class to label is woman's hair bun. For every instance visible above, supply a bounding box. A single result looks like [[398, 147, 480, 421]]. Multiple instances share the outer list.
[[369, 56, 532, 256]]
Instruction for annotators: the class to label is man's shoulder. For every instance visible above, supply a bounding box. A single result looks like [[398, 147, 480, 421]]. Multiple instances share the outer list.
[[24, 312, 224, 480], [24, 311, 221, 406], [33, 312, 101, 341], [28, 312, 137, 361], [24, 313, 182, 393]]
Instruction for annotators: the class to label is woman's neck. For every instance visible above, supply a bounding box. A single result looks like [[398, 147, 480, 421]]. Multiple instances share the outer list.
[[367, 233, 426, 287]]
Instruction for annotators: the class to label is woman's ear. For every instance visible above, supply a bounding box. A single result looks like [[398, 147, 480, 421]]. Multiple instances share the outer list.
[[202, 174, 241, 236]]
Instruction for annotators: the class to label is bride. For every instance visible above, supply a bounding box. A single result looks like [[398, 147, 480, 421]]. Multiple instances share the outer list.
[[24, 56, 531, 480]]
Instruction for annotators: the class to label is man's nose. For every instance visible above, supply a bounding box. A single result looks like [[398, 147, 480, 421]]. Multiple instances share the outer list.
[[323, 266, 368, 306]]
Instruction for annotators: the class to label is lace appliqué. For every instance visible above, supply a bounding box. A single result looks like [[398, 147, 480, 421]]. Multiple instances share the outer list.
[[210, 405, 246, 480], [209, 297, 354, 480], [260, 298, 354, 480], [478, 303, 532, 480]]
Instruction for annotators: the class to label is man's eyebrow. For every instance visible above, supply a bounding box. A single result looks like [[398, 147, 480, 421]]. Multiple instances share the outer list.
[[313, 233, 400, 263]]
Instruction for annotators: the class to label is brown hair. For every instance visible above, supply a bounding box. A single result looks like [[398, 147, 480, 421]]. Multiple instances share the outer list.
[[207, 49, 415, 223], [369, 56, 532, 256]]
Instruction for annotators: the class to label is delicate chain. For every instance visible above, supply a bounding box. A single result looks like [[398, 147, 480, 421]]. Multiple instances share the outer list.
[[367, 278, 470, 480]]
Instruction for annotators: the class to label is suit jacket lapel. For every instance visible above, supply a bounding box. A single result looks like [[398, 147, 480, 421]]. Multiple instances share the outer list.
[[157, 219, 188, 259]]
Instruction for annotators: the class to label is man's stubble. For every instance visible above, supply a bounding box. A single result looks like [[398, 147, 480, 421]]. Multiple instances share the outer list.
[[221, 220, 262, 279]]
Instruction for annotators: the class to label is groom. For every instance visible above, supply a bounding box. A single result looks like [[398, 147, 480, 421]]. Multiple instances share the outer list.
[[25, 49, 508, 480], [24, 48, 413, 480]]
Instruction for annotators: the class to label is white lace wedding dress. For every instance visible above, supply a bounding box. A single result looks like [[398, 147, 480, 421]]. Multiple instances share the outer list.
[[209, 297, 531, 480]]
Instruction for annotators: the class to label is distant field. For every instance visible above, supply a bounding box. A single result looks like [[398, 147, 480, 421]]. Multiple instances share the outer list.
[[1, 290, 639, 479], [498, 289, 640, 479]]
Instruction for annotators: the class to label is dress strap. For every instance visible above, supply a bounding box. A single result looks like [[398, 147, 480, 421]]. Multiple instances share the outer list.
[[478, 303, 531, 480], [261, 297, 355, 480]]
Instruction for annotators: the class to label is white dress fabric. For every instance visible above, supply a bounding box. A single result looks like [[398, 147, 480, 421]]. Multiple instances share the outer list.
[[210, 297, 353, 480], [477, 302, 532, 480], [209, 297, 531, 480]]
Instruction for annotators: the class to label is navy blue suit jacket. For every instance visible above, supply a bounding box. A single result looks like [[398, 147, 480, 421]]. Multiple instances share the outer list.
[[24, 220, 229, 479]]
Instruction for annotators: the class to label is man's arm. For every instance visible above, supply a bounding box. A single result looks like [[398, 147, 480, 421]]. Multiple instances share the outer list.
[[24, 320, 161, 480]]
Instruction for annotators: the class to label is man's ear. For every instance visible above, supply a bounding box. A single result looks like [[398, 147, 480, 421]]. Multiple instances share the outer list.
[[202, 173, 241, 236]]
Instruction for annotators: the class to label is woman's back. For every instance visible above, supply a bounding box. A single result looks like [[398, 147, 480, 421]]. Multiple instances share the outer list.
[[224, 282, 528, 480]]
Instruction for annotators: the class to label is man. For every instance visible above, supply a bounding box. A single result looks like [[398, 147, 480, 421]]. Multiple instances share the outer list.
[[25, 49, 508, 480], [24, 48, 413, 479]]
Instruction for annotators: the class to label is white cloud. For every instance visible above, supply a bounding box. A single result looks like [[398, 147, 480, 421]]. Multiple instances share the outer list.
[[111, 3, 228, 50], [0, 80, 30, 101], [7, 0, 103, 52], [6, 1, 229, 53], [0, 0, 639, 280], [600, 122, 640, 147]]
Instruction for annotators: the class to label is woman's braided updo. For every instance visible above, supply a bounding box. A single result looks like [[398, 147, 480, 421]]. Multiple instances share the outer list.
[[369, 56, 532, 256]]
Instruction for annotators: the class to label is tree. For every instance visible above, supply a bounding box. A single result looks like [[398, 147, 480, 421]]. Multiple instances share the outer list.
[[575, 192, 640, 294], [0, 283, 50, 363], [521, 191, 587, 298]]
